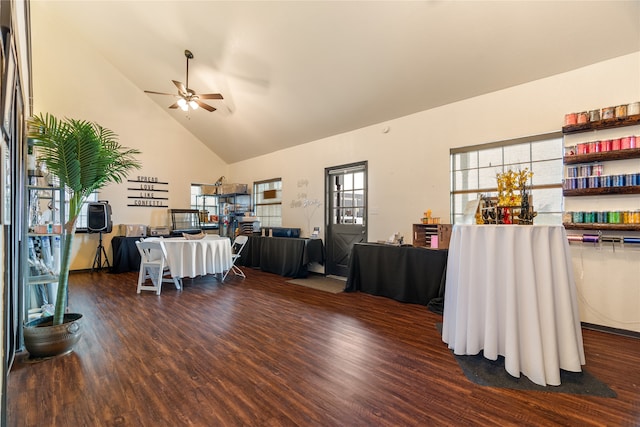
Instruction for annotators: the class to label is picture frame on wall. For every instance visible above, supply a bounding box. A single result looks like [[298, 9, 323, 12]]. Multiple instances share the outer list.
[[2, 36, 15, 138]]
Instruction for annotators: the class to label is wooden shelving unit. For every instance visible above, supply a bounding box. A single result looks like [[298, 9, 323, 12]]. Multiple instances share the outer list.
[[563, 186, 640, 197], [563, 223, 640, 232], [563, 147, 640, 165], [562, 114, 640, 135], [562, 113, 640, 231], [412, 224, 452, 249]]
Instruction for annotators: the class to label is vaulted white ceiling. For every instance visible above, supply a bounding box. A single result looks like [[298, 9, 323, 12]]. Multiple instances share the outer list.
[[31, 1, 640, 164]]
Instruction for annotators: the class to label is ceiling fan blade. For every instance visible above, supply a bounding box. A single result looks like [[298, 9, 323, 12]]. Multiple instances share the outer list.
[[198, 93, 224, 100], [172, 80, 187, 96], [196, 100, 216, 112], [144, 90, 176, 96], [168, 102, 179, 109]]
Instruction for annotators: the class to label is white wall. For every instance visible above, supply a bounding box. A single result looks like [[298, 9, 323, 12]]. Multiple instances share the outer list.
[[31, 12, 229, 269], [230, 53, 640, 240]]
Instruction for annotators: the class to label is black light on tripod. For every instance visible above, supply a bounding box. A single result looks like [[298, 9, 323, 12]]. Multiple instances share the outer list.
[[89, 201, 112, 271]]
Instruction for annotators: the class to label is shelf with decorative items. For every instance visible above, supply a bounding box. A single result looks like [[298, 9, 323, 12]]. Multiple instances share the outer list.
[[562, 104, 640, 232], [215, 192, 252, 238], [412, 210, 452, 249], [412, 224, 452, 249], [24, 178, 66, 322], [474, 169, 537, 225]]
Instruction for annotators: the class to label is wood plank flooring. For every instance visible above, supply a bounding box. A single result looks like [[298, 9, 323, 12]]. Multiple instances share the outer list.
[[7, 269, 640, 426]]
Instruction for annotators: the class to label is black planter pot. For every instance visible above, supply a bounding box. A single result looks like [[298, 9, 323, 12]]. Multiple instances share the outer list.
[[23, 313, 83, 358]]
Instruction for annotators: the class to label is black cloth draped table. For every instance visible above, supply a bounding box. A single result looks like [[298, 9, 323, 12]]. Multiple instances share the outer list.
[[345, 243, 448, 307], [237, 236, 324, 278], [111, 236, 142, 273]]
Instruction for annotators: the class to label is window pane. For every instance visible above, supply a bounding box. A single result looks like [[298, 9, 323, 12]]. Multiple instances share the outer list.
[[75, 192, 99, 229], [479, 167, 500, 190], [478, 147, 502, 168], [453, 170, 478, 191], [343, 192, 353, 208], [343, 174, 354, 191], [452, 151, 478, 171], [353, 172, 365, 190], [531, 188, 563, 213], [532, 138, 562, 161], [452, 193, 480, 215], [531, 159, 563, 186], [504, 144, 530, 166], [353, 189, 365, 207], [534, 212, 562, 225]]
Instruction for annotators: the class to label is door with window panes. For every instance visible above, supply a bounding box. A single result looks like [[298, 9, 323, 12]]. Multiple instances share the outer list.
[[325, 162, 367, 277]]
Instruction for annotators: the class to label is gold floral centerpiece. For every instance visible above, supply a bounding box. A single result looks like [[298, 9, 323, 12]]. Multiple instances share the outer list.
[[478, 168, 536, 225]]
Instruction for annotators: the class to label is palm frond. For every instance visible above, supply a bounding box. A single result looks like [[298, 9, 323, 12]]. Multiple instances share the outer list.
[[27, 113, 141, 326]]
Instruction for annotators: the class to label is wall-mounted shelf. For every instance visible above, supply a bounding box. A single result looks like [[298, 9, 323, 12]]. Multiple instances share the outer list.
[[563, 186, 640, 197], [563, 223, 640, 232], [563, 147, 640, 164], [563, 114, 640, 232], [562, 114, 640, 134]]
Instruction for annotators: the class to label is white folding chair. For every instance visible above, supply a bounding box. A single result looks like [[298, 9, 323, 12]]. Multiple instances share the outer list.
[[135, 239, 181, 294], [222, 235, 248, 282]]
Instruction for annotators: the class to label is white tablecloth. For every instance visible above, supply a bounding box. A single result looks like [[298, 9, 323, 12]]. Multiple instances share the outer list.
[[441, 225, 585, 386], [146, 235, 232, 279]]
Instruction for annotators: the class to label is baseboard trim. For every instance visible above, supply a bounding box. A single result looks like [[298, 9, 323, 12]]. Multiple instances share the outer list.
[[582, 322, 640, 340]]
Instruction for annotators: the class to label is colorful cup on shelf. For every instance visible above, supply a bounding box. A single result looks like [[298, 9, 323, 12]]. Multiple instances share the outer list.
[[564, 113, 578, 125], [577, 112, 589, 124], [602, 106, 615, 119]]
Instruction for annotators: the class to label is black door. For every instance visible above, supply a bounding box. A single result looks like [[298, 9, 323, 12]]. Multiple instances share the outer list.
[[325, 162, 367, 277]]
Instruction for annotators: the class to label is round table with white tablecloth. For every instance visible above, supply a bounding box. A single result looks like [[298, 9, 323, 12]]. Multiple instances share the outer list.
[[145, 235, 232, 279], [441, 225, 585, 386]]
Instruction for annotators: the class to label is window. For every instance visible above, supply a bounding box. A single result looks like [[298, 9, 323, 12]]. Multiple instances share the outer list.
[[190, 184, 218, 216], [329, 165, 366, 225], [253, 178, 282, 228], [450, 132, 563, 225], [75, 192, 100, 230]]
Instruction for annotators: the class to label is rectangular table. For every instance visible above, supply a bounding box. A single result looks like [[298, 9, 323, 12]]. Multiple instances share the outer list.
[[345, 243, 448, 307], [111, 236, 142, 273], [237, 236, 324, 278], [441, 225, 585, 386]]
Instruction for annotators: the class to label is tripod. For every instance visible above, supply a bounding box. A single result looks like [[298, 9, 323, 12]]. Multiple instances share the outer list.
[[92, 232, 111, 272]]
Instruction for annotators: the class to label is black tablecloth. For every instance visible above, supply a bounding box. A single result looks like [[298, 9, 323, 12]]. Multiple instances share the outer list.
[[237, 236, 324, 278], [111, 236, 142, 273], [345, 243, 448, 309]]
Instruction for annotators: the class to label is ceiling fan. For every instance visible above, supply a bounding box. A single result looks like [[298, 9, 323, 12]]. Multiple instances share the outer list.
[[144, 49, 223, 112]]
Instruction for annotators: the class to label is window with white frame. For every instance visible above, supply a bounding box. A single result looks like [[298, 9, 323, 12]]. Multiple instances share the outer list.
[[253, 178, 282, 228], [190, 184, 218, 216], [450, 132, 563, 225], [71, 191, 99, 231]]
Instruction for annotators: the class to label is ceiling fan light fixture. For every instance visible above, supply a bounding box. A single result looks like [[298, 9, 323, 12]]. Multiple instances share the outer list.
[[144, 49, 223, 113]]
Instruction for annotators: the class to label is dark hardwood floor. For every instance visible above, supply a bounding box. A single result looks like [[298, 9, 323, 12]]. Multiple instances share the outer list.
[[7, 268, 640, 426]]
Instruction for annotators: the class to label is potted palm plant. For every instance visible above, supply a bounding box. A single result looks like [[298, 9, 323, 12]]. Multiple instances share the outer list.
[[23, 113, 141, 357]]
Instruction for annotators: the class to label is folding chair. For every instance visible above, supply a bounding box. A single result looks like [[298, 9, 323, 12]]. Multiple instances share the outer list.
[[135, 239, 181, 294], [222, 235, 248, 282]]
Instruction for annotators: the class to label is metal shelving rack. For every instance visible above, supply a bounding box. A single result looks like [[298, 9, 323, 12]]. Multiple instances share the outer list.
[[23, 182, 66, 323]]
